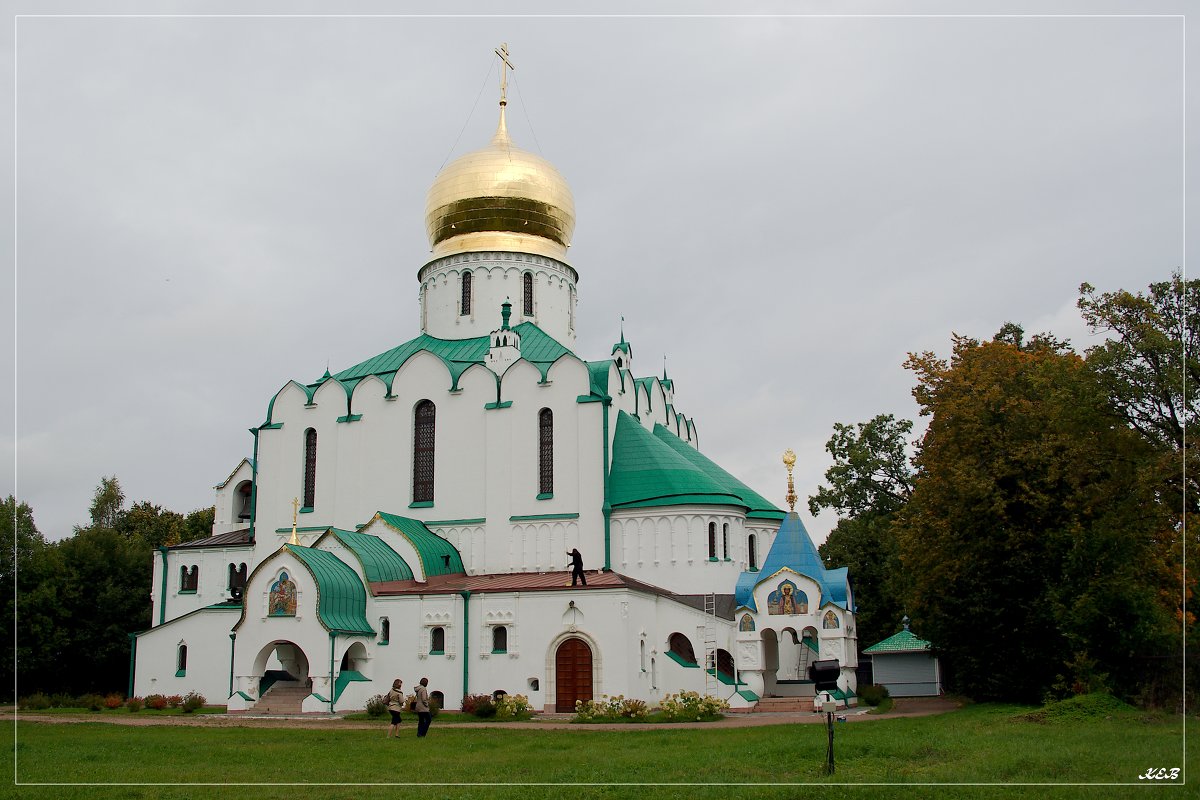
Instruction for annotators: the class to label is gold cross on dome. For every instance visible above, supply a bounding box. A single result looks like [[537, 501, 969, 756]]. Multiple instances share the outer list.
[[495, 43, 515, 107]]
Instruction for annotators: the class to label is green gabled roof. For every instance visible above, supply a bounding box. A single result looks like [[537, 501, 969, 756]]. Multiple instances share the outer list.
[[609, 411, 746, 511], [320, 528, 414, 582], [372, 513, 465, 577], [322, 322, 574, 390], [863, 629, 933, 654], [634, 377, 656, 413], [284, 545, 374, 636], [652, 424, 785, 521]]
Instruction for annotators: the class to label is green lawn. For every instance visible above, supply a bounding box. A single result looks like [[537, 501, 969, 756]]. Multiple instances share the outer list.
[[5, 702, 1192, 799]]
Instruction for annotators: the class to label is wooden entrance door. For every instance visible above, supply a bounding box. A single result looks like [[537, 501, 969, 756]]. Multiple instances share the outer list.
[[555, 637, 593, 712]]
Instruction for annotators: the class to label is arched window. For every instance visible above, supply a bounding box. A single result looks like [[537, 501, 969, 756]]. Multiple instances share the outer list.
[[492, 626, 508, 654], [302, 428, 317, 509], [235, 480, 252, 520], [522, 272, 534, 315], [748, 534, 758, 571], [227, 563, 247, 592], [431, 690, 444, 709], [707, 523, 717, 559], [461, 271, 472, 316], [412, 400, 436, 503], [176, 644, 187, 675], [430, 626, 445, 654], [717, 649, 735, 681], [538, 408, 554, 496], [380, 617, 390, 643], [180, 565, 198, 592], [722, 523, 729, 560], [668, 633, 696, 665], [640, 639, 646, 671], [650, 657, 657, 689]]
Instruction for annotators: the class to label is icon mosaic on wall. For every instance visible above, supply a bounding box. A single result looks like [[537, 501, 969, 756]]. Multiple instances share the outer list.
[[269, 571, 297, 616], [739, 614, 756, 632], [767, 580, 808, 615]]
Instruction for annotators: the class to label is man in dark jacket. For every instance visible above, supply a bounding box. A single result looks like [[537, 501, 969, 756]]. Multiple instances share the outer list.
[[567, 548, 586, 586]]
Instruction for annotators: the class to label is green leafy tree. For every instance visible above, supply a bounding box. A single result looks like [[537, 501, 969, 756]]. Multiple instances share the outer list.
[[809, 414, 914, 648], [118, 502, 184, 548], [2, 496, 45, 700], [88, 475, 126, 530], [182, 506, 215, 543], [896, 330, 1177, 702]]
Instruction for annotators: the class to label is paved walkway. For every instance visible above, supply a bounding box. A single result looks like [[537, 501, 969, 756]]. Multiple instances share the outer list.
[[13, 697, 959, 731]]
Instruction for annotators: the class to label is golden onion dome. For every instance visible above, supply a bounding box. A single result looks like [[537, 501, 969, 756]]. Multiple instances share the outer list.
[[425, 109, 576, 262]]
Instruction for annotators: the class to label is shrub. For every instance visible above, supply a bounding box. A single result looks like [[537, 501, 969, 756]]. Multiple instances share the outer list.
[[659, 691, 728, 722], [494, 693, 531, 720], [144, 694, 168, 710], [461, 693, 494, 716], [573, 694, 649, 722], [48, 693, 76, 709], [19, 693, 51, 710], [103, 693, 124, 710], [859, 684, 890, 707], [365, 694, 387, 717], [181, 691, 205, 713], [165, 695, 183, 709], [125, 696, 144, 712], [79, 694, 106, 712]]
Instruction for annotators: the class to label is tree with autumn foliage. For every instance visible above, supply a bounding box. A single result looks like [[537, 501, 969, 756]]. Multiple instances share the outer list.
[[895, 325, 1178, 702]]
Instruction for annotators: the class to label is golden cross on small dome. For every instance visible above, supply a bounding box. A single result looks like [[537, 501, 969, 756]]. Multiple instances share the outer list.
[[289, 497, 300, 545], [495, 43, 515, 108]]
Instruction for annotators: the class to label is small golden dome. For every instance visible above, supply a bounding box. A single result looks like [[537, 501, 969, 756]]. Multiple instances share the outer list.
[[425, 110, 576, 262]]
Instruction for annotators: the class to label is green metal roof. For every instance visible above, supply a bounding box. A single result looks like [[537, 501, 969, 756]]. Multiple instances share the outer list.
[[372, 513, 465, 577], [609, 411, 746, 511], [652, 424, 785, 521], [585, 360, 612, 398], [863, 629, 933, 654], [322, 322, 575, 390], [284, 545, 374, 636], [319, 528, 414, 582]]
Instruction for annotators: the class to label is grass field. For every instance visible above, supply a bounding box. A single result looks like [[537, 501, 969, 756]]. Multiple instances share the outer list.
[[5, 699, 1193, 799]]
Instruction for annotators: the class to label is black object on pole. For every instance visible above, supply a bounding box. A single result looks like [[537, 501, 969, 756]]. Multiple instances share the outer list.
[[809, 659, 841, 691]]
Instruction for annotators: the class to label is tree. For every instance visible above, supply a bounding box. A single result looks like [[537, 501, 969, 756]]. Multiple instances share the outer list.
[[2, 496, 45, 700], [896, 330, 1178, 702], [809, 414, 915, 648], [88, 475, 126, 530], [809, 414, 914, 519]]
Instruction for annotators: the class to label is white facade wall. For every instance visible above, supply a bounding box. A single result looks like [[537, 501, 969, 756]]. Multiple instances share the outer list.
[[212, 459, 254, 536], [152, 546, 251, 626], [133, 607, 241, 701]]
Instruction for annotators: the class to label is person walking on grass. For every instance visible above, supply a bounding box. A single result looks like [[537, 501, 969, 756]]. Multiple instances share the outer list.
[[415, 677, 433, 738], [386, 678, 404, 738]]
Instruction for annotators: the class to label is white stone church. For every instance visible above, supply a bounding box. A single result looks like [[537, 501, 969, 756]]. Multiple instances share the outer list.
[[129, 54, 858, 714]]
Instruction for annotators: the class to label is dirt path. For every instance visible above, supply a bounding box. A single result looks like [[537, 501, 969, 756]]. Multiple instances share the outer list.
[[12, 697, 959, 731]]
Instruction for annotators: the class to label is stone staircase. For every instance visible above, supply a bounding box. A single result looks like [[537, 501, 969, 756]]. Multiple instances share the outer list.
[[751, 696, 815, 713], [248, 680, 311, 715]]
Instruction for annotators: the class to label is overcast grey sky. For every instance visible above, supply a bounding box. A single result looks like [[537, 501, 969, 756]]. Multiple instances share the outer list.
[[5, 5, 1189, 542]]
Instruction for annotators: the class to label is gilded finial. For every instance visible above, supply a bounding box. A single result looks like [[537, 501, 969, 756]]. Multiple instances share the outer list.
[[782, 449, 797, 512], [289, 497, 300, 546], [492, 43, 515, 144]]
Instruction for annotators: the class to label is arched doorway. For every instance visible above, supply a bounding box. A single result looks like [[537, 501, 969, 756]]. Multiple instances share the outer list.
[[555, 637, 593, 712], [251, 640, 311, 697]]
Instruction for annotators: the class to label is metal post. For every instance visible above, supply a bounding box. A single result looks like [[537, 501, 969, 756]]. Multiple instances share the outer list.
[[826, 709, 835, 775]]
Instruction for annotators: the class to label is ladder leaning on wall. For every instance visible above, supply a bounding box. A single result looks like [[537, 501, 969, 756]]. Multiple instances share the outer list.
[[702, 593, 717, 696]]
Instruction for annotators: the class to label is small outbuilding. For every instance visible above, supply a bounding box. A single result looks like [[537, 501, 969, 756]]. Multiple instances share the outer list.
[[862, 618, 942, 697]]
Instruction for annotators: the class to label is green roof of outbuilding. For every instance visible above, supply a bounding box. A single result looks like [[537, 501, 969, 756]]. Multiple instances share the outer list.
[[320, 528, 414, 583], [652, 424, 784, 520], [372, 513, 465, 577], [284, 545, 374, 636], [322, 322, 574, 390], [609, 411, 746, 511], [863, 629, 932, 654]]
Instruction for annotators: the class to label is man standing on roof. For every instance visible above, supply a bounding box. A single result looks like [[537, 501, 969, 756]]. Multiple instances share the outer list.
[[567, 548, 586, 586]]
